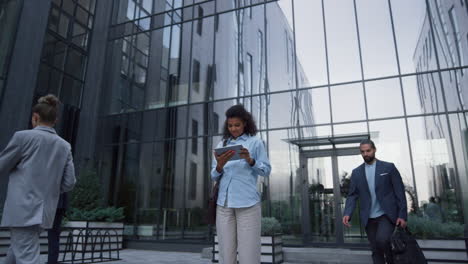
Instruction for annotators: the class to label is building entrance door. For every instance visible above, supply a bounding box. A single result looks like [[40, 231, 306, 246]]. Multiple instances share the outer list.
[[300, 147, 368, 246]]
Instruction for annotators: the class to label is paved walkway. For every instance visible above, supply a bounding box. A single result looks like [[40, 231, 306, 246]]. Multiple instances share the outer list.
[[0, 249, 297, 263]]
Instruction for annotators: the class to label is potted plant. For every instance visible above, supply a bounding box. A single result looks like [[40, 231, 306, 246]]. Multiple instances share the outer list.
[[212, 217, 284, 264], [62, 169, 125, 263], [260, 217, 284, 264]]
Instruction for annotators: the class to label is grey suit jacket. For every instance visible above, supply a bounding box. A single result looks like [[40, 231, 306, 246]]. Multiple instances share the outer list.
[[343, 160, 407, 227], [0, 126, 76, 229]]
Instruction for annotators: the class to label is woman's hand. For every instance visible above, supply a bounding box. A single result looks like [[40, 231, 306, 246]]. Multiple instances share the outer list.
[[240, 148, 255, 166], [214, 150, 235, 172]]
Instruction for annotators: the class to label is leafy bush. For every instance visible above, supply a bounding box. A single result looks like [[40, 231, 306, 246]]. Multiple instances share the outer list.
[[261, 217, 282, 236], [67, 207, 125, 223], [68, 169, 124, 222], [408, 215, 464, 239], [69, 169, 102, 211]]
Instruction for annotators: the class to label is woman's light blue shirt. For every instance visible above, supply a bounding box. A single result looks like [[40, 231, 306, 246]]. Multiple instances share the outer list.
[[211, 134, 271, 208]]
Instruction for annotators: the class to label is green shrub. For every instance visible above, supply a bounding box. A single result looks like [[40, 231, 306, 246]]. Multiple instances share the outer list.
[[261, 217, 282, 236], [408, 215, 464, 239], [67, 207, 125, 223], [68, 168, 124, 222], [69, 169, 102, 211]]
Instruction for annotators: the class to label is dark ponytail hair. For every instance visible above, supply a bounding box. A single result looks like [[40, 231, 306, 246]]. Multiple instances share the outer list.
[[32, 94, 60, 124], [222, 104, 257, 139]]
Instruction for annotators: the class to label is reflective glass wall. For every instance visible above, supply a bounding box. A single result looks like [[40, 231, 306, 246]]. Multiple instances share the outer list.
[[97, 0, 468, 243], [0, 0, 23, 103], [35, 0, 97, 107]]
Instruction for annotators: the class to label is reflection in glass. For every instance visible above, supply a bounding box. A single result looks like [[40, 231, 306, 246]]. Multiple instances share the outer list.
[[408, 115, 464, 224], [307, 156, 336, 242], [268, 91, 296, 129], [333, 122, 367, 136], [365, 78, 404, 119], [294, 0, 327, 87], [391, 0, 431, 74], [325, 0, 361, 83], [268, 129, 302, 245], [331, 83, 366, 123], [448, 113, 468, 223], [403, 72, 445, 115], [369, 119, 413, 186], [442, 70, 467, 111], [356, 0, 398, 79]]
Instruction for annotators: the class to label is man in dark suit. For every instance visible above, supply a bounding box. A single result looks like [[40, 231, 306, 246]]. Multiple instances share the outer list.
[[343, 139, 407, 264]]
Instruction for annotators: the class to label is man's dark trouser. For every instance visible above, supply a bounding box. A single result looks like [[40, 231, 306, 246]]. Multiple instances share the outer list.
[[366, 215, 395, 264], [47, 209, 66, 264]]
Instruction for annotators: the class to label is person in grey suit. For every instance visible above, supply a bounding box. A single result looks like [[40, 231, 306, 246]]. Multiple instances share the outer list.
[[342, 139, 407, 264], [0, 94, 76, 264]]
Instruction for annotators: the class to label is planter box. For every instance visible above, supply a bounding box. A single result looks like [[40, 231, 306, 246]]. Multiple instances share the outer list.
[[60, 221, 124, 263], [212, 234, 283, 263]]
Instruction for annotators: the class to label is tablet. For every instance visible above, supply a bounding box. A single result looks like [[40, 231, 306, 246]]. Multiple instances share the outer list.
[[214, 144, 243, 161]]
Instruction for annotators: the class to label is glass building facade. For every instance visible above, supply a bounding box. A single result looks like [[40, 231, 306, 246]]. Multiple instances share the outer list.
[[0, 0, 23, 101], [0, 0, 468, 247]]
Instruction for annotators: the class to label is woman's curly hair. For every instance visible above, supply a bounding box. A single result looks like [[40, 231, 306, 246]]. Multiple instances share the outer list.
[[222, 104, 257, 139]]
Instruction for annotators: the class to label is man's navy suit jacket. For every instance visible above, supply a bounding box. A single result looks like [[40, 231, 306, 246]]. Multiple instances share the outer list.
[[343, 160, 407, 227]]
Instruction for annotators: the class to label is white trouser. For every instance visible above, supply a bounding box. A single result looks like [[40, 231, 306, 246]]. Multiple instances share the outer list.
[[4, 225, 42, 264], [216, 203, 261, 264]]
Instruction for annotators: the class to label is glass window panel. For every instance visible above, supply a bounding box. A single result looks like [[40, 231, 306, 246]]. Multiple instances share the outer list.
[[448, 113, 468, 224], [249, 95, 267, 131], [139, 109, 167, 141], [267, 2, 296, 92], [168, 24, 188, 106], [294, 0, 328, 87], [72, 23, 89, 49], [369, 119, 413, 186], [442, 69, 467, 111], [60, 75, 82, 106], [356, 0, 398, 79], [65, 48, 85, 80], [268, 91, 296, 129], [58, 14, 70, 38], [299, 88, 330, 126], [403, 72, 445, 115], [100, 143, 139, 225], [190, 16, 215, 103], [301, 125, 332, 139], [159, 138, 187, 239], [134, 141, 163, 235], [99, 115, 123, 145], [330, 83, 366, 123], [408, 115, 464, 225], [427, 0, 466, 70], [393, 0, 436, 74], [325, 0, 361, 84], [268, 129, 303, 245], [277, 0, 293, 29], [365, 78, 404, 119], [75, 6, 89, 25], [333, 122, 367, 136], [49, 68, 63, 95], [214, 11, 240, 100], [142, 0, 153, 13], [62, 0, 75, 15], [215, 0, 235, 13]]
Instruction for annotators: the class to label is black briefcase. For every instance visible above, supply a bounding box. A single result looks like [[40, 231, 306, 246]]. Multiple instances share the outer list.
[[391, 227, 428, 264]]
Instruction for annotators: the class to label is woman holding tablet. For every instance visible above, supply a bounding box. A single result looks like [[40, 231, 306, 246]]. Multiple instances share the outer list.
[[211, 104, 271, 264]]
